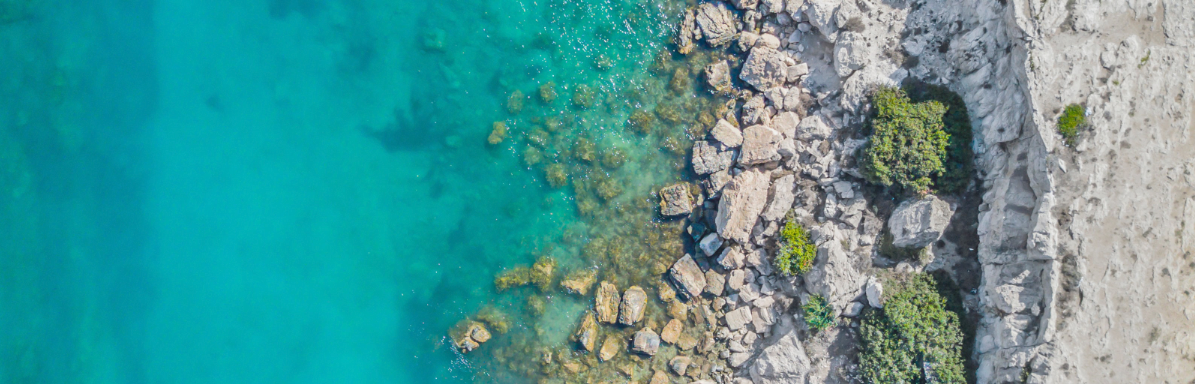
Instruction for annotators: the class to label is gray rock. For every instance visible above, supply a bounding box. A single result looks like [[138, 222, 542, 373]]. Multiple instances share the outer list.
[[631, 327, 661, 356], [833, 31, 871, 77], [695, 1, 738, 47], [738, 31, 760, 51], [804, 0, 840, 43], [742, 96, 770, 125], [705, 269, 726, 296], [692, 140, 734, 175], [730, 352, 751, 367], [718, 246, 746, 270], [865, 277, 883, 308], [727, 269, 748, 291], [704, 169, 733, 196], [619, 286, 648, 325], [796, 114, 831, 141], [699, 233, 724, 257], [887, 194, 953, 248], [740, 46, 789, 91], [787, 63, 809, 82], [761, 174, 797, 222], [705, 61, 732, 93], [803, 240, 863, 310], [659, 183, 693, 216], [770, 111, 801, 139], [716, 169, 771, 243], [725, 306, 753, 331], [711, 119, 744, 147], [843, 302, 864, 317], [749, 328, 812, 384], [732, 0, 758, 10], [739, 125, 782, 165], [670, 254, 708, 300], [760, 0, 784, 14], [758, 33, 781, 49]]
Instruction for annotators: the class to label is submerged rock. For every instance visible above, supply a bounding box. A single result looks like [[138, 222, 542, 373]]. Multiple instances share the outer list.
[[661, 318, 684, 344], [451, 321, 492, 353], [596, 281, 621, 323], [599, 335, 622, 361], [669, 254, 707, 300], [659, 183, 694, 216], [574, 312, 600, 352], [632, 327, 661, 356], [561, 269, 598, 295], [670, 355, 692, 375], [619, 286, 648, 325], [888, 194, 954, 248]]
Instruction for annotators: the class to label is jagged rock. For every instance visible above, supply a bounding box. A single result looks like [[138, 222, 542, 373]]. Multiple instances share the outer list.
[[596, 281, 621, 323], [632, 327, 661, 356], [833, 31, 871, 77], [740, 46, 789, 91], [705, 61, 732, 93], [749, 328, 812, 384], [695, 1, 738, 47], [796, 114, 831, 141], [692, 140, 734, 175], [717, 246, 745, 269], [676, 10, 698, 54], [574, 312, 600, 352], [711, 119, 743, 148], [716, 169, 771, 243], [865, 276, 883, 308], [732, 0, 757, 11], [803, 240, 863, 310], [742, 96, 770, 125], [705, 169, 732, 196], [661, 319, 683, 344], [725, 306, 753, 331], [804, 0, 840, 43], [770, 111, 800, 139], [739, 125, 782, 165], [599, 335, 622, 361], [670, 355, 692, 375], [761, 174, 796, 222], [699, 233, 724, 257], [619, 286, 648, 325], [669, 254, 708, 300], [888, 194, 953, 248], [659, 183, 693, 216], [760, 0, 784, 14], [705, 269, 726, 296]]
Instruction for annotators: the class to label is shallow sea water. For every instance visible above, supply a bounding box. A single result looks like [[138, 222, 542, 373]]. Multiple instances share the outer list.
[[0, 0, 732, 383]]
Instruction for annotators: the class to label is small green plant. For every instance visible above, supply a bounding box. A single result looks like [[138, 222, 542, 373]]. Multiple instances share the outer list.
[[802, 294, 835, 332], [1058, 104, 1086, 146], [774, 219, 817, 276], [859, 87, 950, 195], [859, 274, 966, 384], [1138, 49, 1151, 68]]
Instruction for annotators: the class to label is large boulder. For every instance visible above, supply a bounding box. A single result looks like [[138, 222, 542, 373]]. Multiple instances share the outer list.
[[748, 328, 812, 384], [711, 119, 743, 148], [619, 286, 648, 325], [705, 61, 732, 93], [632, 327, 661, 356], [803, 240, 864, 310], [796, 114, 831, 141], [740, 125, 782, 165], [725, 306, 753, 331], [695, 1, 738, 47], [669, 254, 708, 300], [573, 312, 600, 352], [804, 0, 841, 43], [595, 281, 621, 323], [692, 140, 734, 175], [740, 46, 789, 91], [887, 194, 953, 248], [659, 183, 694, 216], [760, 174, 796, 222], [716, 169, 771, 243]]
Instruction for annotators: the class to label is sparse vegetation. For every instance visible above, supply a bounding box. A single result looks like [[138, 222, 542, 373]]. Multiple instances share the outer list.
[[859, 273, 966, 384], [859, 87, 950, 195], [1058, 104, 1086, 146], [774, 218, 817, 276], [802, 294, 835, 332]]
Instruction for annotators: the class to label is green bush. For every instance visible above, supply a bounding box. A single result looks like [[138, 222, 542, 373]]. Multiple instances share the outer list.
[[860, 87, 950, 195], [1058, 104, 1085, 146], [859, 274, 966, 384], [802, 294, 835, 332], [903, 82, 974, 194], [774, 219, 817, 276]]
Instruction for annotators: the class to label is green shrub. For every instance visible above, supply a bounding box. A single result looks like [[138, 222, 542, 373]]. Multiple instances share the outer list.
[[1058, 104, 1085, 146], [802, 294, 835, 332], [859, 87, 950, 195], [774, 219, 817, 276], [903, 82, 974, 194], [859, 274, 966, 384]]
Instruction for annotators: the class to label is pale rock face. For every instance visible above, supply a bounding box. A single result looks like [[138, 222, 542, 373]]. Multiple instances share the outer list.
[[796, 114, 831, 141], [695, 2, 738, 47], [769, 111, 800, 139], [740, 46, 790, 91], [718, 246, 746, 270], [741, 96, 770, 125], [739, 125, 782, 165], [692, 140, 734, 175], [760, 0, 784, 15], [749, 328, 812, 384], [761, 174, 797, 222], [725, 306, 753, 331], [704, 269, 726, 296], [833, 31, 871, 77], [758, 33, 781, 49], [669, 254, 707, 300], [887, 194, 953, 248], [705, 61, 732, 93], [711, 119, 744, 148], [716, 169, 771, 243], [803, 240, 863, 310], [865, 276, 883, 308], [803, 0, 840, 43]]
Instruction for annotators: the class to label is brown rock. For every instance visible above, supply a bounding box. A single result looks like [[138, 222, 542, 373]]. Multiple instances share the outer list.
[[659, 183, 693, 216], [668, 301, 689, 320], [715, 168, 771, 244], [599, 335, 622, 361], [561, 269, 597, 295], [704, 269, 726, 296], [669, 355, 692, 375], [660, 319, 684, 344], [574, 312, 600, 352], [649, 370, 669, 384], [468, 322, 492, 343], [596, 281, 621, 324], [668, 254, 707, 300], [677, 334, 698, 351], [619, 286, 648, 325], [632, 327, 661, 356]]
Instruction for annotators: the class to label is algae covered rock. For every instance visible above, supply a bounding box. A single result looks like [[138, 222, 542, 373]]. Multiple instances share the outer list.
[[538, 81, 557, 103], [488, 121, 507, 145], [632, 327, 661, 356], [561, 269, 598, 295], [572, 84, 596, 108], [544, 163, 568, 188], [573, 312, 600, 352], [494, 267, 532, 291], [529, 256, 556, 291], [476, 307, 510, 334], [506, 90, 525, 114], [451, 320, 492, 353], [659, 183, 693, 216], [595, 281, 621, 323], [705, 60, 732, 93], [618, 286, 648, 325]]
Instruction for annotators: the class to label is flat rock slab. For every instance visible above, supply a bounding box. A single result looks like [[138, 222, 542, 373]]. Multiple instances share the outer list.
[[669, 254, 707, 300], [716, 169, 771, 244], [740, 46, 788, 91]]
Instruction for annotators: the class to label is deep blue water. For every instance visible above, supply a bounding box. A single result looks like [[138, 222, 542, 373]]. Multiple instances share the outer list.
[[0, 0, 701, 382]]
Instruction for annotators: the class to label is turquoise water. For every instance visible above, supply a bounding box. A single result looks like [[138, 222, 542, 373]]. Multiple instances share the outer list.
[[0, 0, 726, 382]]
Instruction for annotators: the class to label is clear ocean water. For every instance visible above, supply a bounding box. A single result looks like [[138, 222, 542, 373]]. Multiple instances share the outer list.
[[0, 0, 724, 382]]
